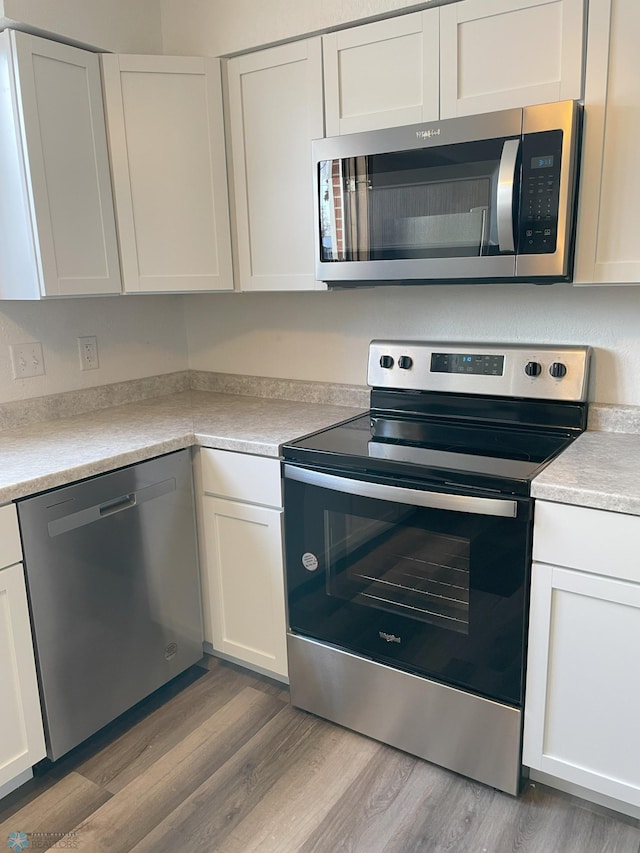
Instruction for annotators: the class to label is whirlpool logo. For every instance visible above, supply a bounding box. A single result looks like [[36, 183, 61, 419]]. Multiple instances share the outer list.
[[415, 127, 441, 140], [379, 631, 401, 644]]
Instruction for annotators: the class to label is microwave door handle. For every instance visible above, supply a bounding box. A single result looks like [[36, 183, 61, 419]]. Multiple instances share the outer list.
[[497, 139, 520, 254], [284, 465, 518, 518]]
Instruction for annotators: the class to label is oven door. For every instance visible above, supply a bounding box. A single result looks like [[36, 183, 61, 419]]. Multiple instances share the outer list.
[[284, 464, 532, 707]]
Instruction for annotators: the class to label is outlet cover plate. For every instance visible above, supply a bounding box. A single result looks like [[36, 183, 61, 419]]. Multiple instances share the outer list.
[[10, 342, 45, 379], [78, 336, 99, 371]]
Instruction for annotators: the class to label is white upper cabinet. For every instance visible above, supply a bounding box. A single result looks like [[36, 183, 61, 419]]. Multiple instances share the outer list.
[[0, 30, 121, 299], [323, 10, 439, 136], [226, 39, 325, 292], [101, 54, 233, 293], [322, 1, 584, 134], [440, 0, 585, 118], [574, 0, 640, 285]]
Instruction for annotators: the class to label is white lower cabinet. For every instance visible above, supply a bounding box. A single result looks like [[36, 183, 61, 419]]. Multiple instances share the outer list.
[[0, 505, 45, 795], [524, 500, 640, 814], [197, 448, 287, 680]]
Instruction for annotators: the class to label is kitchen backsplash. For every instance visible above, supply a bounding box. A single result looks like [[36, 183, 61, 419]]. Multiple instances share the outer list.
[[0, 372, 369, 433], [0, 368, 638, 436]]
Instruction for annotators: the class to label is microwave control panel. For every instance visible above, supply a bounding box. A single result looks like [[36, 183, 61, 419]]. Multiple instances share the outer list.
[[518, 130, 563, 255]]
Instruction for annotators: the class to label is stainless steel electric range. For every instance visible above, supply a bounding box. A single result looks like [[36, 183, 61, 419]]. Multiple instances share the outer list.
[[282, 341, 590, 795]]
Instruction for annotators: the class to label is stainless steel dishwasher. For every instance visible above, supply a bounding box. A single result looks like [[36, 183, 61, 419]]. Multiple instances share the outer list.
[[17, 449, 203, 760]]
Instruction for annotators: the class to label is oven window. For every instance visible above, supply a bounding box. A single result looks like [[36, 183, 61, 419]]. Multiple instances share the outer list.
[[325, 507, 471, 634]]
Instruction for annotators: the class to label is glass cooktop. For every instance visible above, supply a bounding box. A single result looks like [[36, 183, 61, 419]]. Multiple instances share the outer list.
[[282, 413, 575, 496]]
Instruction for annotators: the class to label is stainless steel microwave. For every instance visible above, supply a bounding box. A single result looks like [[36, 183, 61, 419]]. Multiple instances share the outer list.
[[313, 100, 582, 286]]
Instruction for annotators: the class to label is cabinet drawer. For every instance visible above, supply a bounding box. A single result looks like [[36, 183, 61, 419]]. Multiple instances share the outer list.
[[0, 504, 22, 570], [200, 448, 282, 508], [533, 501, 640, 582]]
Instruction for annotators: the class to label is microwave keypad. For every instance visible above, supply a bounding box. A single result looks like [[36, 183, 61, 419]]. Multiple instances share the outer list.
[[522, 173, 557, 252], [518, 130, 563, 255]]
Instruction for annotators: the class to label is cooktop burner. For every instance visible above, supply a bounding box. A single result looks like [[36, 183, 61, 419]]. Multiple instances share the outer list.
[[282, 341, 590, 497]]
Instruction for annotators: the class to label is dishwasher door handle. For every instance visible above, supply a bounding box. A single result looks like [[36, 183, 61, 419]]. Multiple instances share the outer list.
[[99, 494, 136, 517], [47, 477, 176, 537]]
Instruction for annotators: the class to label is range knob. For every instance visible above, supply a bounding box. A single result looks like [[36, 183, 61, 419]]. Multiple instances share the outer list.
[[379, 355, 394, 369], [524, 361, 542, 377], [398, 356, 413, 370], [549, 361, 567, 379]]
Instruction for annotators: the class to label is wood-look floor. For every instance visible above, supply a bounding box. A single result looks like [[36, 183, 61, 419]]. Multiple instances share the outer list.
[[1, 657, 639, 853]]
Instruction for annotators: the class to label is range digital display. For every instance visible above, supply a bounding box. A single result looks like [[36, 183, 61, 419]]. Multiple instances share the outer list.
[[431, 353, 505, 376]]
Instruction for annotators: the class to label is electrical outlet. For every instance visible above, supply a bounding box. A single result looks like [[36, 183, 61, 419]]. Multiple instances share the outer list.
[[10, 342, 45, 379], [78, 336, 99, 371]]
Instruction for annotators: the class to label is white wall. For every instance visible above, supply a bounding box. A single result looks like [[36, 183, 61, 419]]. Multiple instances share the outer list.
[[161, 0, 436, 56], [185, 285, 640, 406], [0, 296, 188, 404], [174, 0, 640, 409], [0, 0, 163, 52]]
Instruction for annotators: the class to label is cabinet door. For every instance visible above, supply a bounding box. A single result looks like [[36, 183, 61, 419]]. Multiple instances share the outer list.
[[0, 562, 46, 788], [227, 39, 325, 292], [202, 497, 287, 679], [0, 30, 120, 298], [440, 0, 585, 118], [523, 562, 640, 807], [323, 10, 439, 136], [0, 504, 22, 570], [574, 0, 640, 284], [101, 54, 233, 293]]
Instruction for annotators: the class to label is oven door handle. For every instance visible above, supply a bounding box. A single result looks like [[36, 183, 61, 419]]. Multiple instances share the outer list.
[[284, 466, 518, 518]]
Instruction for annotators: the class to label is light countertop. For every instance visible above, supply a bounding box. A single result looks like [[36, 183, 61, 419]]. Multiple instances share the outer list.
[[2, 385, 638, 516], [0, 390, 363, 504], [531, 430, 640, 515]]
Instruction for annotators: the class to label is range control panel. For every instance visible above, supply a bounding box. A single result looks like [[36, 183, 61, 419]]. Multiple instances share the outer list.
[[368, 341, 590, 402]]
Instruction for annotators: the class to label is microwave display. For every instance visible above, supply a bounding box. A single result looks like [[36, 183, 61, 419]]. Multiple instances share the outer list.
[[531, 155, 555, 169]]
